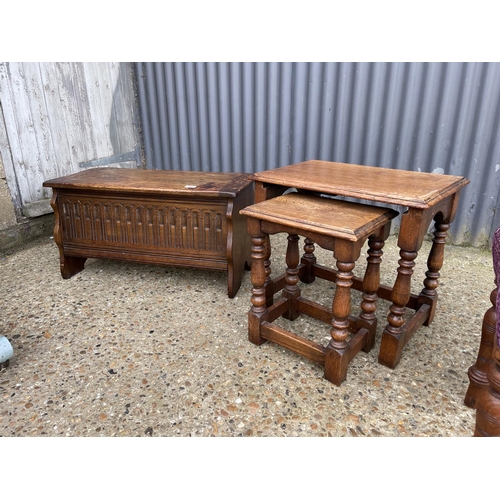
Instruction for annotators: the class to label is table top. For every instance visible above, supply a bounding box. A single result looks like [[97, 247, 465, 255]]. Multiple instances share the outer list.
[[249, 160, 470, 209], [241, 193, 398, 241], [43, 168, 253, 198]]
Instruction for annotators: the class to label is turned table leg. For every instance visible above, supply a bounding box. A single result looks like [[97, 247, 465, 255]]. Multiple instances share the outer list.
[[474, 342, 500, 436], [325, 241, 358, 385], [282, 234, 301, 321], [418, 217, 450, 326], [359, 233, 386, 353], [465, 287, 497, 408], [378, 248, 418, 368], [247, 220, 268, 346], [264, 234, 274, 307], [300, 237, 316, 284], [471, 225, 500, 435]]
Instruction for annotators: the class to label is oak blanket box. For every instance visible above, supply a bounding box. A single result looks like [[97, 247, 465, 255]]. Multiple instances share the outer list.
[[43, 168, 254, 297]]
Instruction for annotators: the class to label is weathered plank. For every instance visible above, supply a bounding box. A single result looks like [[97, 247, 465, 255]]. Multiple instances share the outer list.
[[0, 62, 139, 218]]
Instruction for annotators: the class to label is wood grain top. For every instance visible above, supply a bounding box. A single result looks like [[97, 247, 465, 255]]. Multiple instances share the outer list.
[[240, 193, 398, 241], [250, 160, 470, 209], [43, 168, 253, 198]]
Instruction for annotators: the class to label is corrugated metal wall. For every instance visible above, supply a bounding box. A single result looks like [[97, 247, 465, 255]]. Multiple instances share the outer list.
[[135, 62, 500, 247]]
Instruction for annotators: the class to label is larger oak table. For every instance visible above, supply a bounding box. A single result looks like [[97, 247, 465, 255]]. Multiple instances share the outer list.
[[249, 160, 470, 369]]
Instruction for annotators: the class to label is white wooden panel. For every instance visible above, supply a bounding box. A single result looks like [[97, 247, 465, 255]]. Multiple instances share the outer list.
[[0, 62, 139, 218], [38, 63, 75, 178], [83, 62, 113, 157], [0, 63, 41, 207], [0, 89, 21, 215], [110, 63, 138, 154]]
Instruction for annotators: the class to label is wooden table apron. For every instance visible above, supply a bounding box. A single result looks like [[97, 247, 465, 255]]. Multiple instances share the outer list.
[[249, 160, 470, 369]]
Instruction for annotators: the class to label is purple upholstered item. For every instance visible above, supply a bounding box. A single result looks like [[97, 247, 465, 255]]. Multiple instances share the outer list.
[[493, 227, 500, 347]]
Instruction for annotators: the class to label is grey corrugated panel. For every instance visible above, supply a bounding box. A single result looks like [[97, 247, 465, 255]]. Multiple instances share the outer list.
[[135, 63, 158, 169], [450, 63, 500, 246], [155, 64, 169, 170], [134, 62, 500, 247]]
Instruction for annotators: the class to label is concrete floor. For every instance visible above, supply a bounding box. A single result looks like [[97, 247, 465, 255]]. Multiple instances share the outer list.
[[0, 232, 493, 437]]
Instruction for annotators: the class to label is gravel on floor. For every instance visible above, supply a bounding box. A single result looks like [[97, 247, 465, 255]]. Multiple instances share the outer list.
[[0, 233, 494, 438]]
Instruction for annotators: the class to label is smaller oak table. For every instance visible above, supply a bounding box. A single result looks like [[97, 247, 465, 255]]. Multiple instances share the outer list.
[[43, 168, 254, 298], [249, 160, 470, 369]]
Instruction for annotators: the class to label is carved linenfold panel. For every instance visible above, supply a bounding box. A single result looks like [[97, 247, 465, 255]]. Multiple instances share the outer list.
[[60, 195, 226, 253]]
